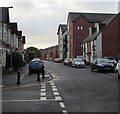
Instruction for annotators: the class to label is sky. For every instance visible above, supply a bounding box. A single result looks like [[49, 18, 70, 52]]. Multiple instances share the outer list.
[[0, 0, 119, 49]]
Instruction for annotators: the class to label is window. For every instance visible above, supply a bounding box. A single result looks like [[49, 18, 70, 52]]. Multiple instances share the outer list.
[[81, 26, 83, 30], [77, 26, 83, 30], [78, 35, 83, 38]]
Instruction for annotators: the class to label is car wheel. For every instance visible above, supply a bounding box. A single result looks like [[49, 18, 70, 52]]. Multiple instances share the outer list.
[[116, 70, 120, 79], [91, 68, 93, 71], [29, 72, 31, 75], [97, 68, 101, 73]]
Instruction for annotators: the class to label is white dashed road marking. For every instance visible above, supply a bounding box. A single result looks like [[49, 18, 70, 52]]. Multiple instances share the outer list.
[[53, 92, 60, 96], [41, 89, 46, 92], [59, 102, 65, 108]]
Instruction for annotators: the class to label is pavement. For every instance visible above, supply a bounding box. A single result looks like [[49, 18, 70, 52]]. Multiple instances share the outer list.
[[2, 65, 51, 89]]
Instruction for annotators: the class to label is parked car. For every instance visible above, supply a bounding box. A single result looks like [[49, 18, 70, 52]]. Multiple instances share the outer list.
[[72, 58, 85, 68], [64, 58, 71, 65], [49, 58, 53, 61], [104, 57, 117, 66], [53, 58, 57, 62], [67, 58, 73, 66], [46, 58, 49, 60], [91, 58, 115, 73], [115, 60, 120, 79], [56, 58, 63, 63], [29, 58, 44, 76]]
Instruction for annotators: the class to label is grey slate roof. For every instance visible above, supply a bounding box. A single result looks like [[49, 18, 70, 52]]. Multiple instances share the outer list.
[[68, 12, 116, 23], [83, 13, 119, 43], [9, 23, 18, 34], [17, 31, 22, 40], [0, 7, 10, 23], [83, 31, 101, 43], [22, 36, 26, 44], [57, 24, 67, 35]]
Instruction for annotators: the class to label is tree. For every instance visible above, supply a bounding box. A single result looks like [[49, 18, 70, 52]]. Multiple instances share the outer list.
[[26, 47, 40, 62]]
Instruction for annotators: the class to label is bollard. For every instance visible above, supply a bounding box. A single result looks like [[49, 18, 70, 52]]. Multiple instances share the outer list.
[[42, 70, 45, 78], [37, 72, 40, 81], [17, 68, 21, 85]]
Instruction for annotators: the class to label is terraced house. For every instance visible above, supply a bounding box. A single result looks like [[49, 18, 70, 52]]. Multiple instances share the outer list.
[[67, 12, 116, 59], [0, 7, 26, 73]]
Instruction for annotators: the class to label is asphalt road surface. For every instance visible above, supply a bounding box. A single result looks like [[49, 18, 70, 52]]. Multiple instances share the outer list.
[[2, 61, 119, 114]]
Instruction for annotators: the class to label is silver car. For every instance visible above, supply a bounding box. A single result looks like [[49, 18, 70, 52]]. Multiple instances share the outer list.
[[115, 60, 120, 79], [72, 58, 85, 68]]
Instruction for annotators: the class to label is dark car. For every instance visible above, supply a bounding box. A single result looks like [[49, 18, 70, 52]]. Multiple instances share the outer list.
[[29, 58, 44, 76], [91, 58, 115, 73], [104, 57, 117, 66]]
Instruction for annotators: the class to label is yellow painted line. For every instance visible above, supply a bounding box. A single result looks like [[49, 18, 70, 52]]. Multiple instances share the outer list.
[[1, 83, 42, 91], [0, 85, 5, 88]]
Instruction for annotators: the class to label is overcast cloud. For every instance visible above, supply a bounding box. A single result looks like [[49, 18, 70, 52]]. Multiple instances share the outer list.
[[0, 0, 119, 49]]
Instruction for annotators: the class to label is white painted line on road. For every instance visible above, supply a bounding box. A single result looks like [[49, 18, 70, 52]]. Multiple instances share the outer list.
[[59, 102, 65, 108], [41, 83, 45, 86], [63, 110, 68, 114], [41, 89, 46, 92], [50, 83, 55, 86], [53, 92, 60, 96], [41, 86, 45, 88], [40, 97, 47, 100], [51, 86, 56, 88], [41, 92, 46, 96], [52, 88, 58, 91], [55, 96, 62, 100]]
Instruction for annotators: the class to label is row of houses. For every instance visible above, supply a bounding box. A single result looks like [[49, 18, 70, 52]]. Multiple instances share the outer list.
[[57, 11, 120, 63], [40, 45, 58, 60], [0, 7, 26, 72]]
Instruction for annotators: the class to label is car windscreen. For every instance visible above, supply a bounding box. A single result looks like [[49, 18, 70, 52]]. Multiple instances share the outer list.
[[31, 61, 41, 64], [74, 59, 83, 62], [97, 59, 110, 63]]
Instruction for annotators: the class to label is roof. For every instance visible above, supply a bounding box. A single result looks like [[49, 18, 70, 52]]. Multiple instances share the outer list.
[[68, 12, 116, 23], [0, 7, 10, 23], [57, 24, 67, 35], [9, 23, 18, 34], [83, 13, 119, 43], [17, 31, 22, 40], [82, 31, 101, 43], [22, 36, 26, 44]]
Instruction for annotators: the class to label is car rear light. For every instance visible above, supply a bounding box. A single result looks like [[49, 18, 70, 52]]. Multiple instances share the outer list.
[[39, 61, 42, 63]]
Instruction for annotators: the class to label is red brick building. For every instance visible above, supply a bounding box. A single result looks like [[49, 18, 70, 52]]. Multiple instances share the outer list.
[[83, 13, 119, 63], [40, 45, 58, 60], [67, 12, 116, 59]]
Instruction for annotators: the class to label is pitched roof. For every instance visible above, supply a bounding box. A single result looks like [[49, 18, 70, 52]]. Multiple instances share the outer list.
[[83, 13, 119, 43], [68, 12, 116, 23], [9, 23, 18, 34], [17, 31, 22, 40], [57, 24, 67, 35], [0, 7, 10, 23], [82, 31, 101, 43], [22, 36, 26, 44]]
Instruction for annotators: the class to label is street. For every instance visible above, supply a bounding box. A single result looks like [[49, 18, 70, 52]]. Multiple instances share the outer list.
[[2, 61, 119, 113]]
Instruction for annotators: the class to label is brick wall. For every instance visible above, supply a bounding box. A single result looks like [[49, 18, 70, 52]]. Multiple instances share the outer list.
[[102, 14, 119, 59]]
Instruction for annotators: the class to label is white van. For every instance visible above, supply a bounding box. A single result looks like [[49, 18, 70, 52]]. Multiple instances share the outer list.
[[115, 60, 120, 79]]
